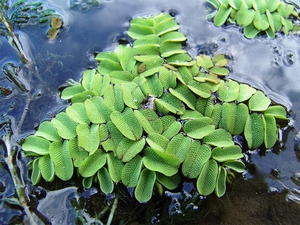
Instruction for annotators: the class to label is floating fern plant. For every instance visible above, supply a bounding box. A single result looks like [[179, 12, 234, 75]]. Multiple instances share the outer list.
[[207, 0, 299, 38], [22, 13, 289, 202]]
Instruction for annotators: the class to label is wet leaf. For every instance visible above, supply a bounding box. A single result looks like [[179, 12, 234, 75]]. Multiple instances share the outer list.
[[264, 106, 288, 120], [76, 123, 99, 155], [214, 4, 232, 27], [39, 155, 55, 182], [121, 155, 143, 187], [154, 19, 180, 36], [215, 166, 227, 197], [107, 152, 124, 182], [166, 134, 191, 162], [35, 121, 61, 141], [169, 83, 196, 110], [47, 28, 59, 41], [155, 93, 185, 115], [244, 23, 260, 39], [50, 16, 62, 28], [223, 160, 246, 173], [182, 141, 211, 178], [211, 145, 243, 162], [127, 24, 154, 39], [142, 74, 163, 96], [156, 172, 181, 190], [235, 5, 255, 27], [68, 138, 88, 167], [160, 41, 185, 58], [249, 91, 271, 111], [262, 114, 277, 149], [146, 133, 169, 152], [236, 83, 256, 102], [84, 96, 111, 124], [31, 158, 41, 185], [218, 79, 240, 102], [158, 67, 177, 88], [160, 31, 186, 42], [134, 168, 156, 203], [66, 102, 90, 124], [183, 117, 214, 139], [143, 147, 180, 176], [79, 149, 106, 177], [134, 109, 163, 134], [253, 11, 269, 31], [121, 82, 145, 109], [116, 137, 145, 162], [22, 136, 50, 155], [197, 159, 218, 196], [103, 85, 124, 112], [51, 112, 77, 139], [110, 108, 143, 141], [61, 85, 85, 100], [49, 140, 73, 181], [244, 113, 264, 149], [203, 129, 234, 147], [97, 167, 114, 194]]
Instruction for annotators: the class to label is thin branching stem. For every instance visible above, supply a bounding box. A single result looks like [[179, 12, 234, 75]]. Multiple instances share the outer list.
[[106, 193, 119, 225]]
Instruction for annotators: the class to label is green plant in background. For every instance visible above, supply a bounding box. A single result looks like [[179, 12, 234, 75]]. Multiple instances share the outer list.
[[207, 0, 300, 39], [21, 12, 289, 206]]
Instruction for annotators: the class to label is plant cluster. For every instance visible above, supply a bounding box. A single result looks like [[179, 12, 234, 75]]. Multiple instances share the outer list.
[[22, 13, 288, 202], [207, 0, 299, 39]]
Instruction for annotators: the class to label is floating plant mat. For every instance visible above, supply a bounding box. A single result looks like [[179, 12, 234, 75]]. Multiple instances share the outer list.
[[21, 12, 289, 203]]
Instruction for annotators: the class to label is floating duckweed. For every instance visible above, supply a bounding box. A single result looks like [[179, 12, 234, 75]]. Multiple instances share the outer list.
[[22, 12, 289, 202]]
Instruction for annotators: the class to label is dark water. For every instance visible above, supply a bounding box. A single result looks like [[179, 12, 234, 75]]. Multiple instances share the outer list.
[[1, 0, 300, 224]]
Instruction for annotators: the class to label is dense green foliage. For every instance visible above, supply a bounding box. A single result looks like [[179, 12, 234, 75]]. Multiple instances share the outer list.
[[22, 13, 288, 202], [207, 0, 299, 38]]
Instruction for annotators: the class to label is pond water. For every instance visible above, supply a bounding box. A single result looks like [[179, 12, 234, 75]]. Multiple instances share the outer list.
[[1, 0, 300, 224]]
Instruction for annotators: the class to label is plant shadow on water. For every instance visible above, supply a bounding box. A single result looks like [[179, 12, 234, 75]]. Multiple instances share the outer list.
[[1, 0, 300, 224]]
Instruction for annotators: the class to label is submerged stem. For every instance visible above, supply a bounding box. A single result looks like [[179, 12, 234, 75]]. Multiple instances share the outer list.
[[2, 121, 39, 225], [106, 193, 119, 225]]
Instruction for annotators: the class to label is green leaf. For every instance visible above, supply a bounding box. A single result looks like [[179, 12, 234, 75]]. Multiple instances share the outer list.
[[133, 34, 160, 47], [68, 138, 88, 167], [116, 137, 145, 162], [97, 167, 114, 194], [159, 41, 185, 58], [79, 149, 106, 177], [196, 159, 218, 196], [249, 91, 271, 111], [196, 55, 214, 71], [223, 160, 245, 173], [49, 140, 73, 181], [244, 113, 264, 149], [81, 69, 102, 94], [134, 168, 156, 203], [182, 141, 211, 178], [142, 74, 163, 97], [146, 133, 169, 152], [39, 154, 54, 181], [82, 177, 93, 189], [119, 45, 136, 71], [211, 145, 243, 162], [158, 67, 177, 89], [166, 53, 193, 66], [235, 6, 255, 27], [187, 80, 211, 98], [214, 4, 232, 27], [169, 84, 196, 110], [31, 158, 41, 185], [183, 117, 215, 139], [264, 105, 288, 120], [156, 172, 181, 190], [134, 109, 162, 134], [120, 82, 145, 109], [22, 136, 50, 155], [253, 11, 269, 31], [277, 3, 294, 18], [236, 83, 256, 102], [161, 120, 181, 139], [35, 121, 61, 141], [51, 112, 77, 139], [84, 96, 111, 124], [110, 108, 143, 141], [154, 19, 180, 36], [244, 23, 260, 39], [203, 129, 234, 147], [252, 0, 267, 14], [265, 0, 281, 12], [98, 60, 122, 75], [155, 93, 185, 115], [107, 152, 124, 182], [95, 52, 119, 63], [127, 24, 154, 39], [143, 147, 180, 176], [109, 71, 134, 84], [210, 67, 230, 77], [103, 85, 124, 112], [121, 155, 143, 187], [61, 85, 85, 100], [218, 79, 240, 102], [76, 123, 99, 154], [160, 31, 186, 42], [262, 114, 277, 149], [215, 166, 227, 197], [66, 102, 90, 124], [166, 134, 191, 162]]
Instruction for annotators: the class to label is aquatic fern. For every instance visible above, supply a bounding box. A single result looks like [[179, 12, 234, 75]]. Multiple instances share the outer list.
[[207, 0, 299, 38], [22, 13, 289, 202]]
